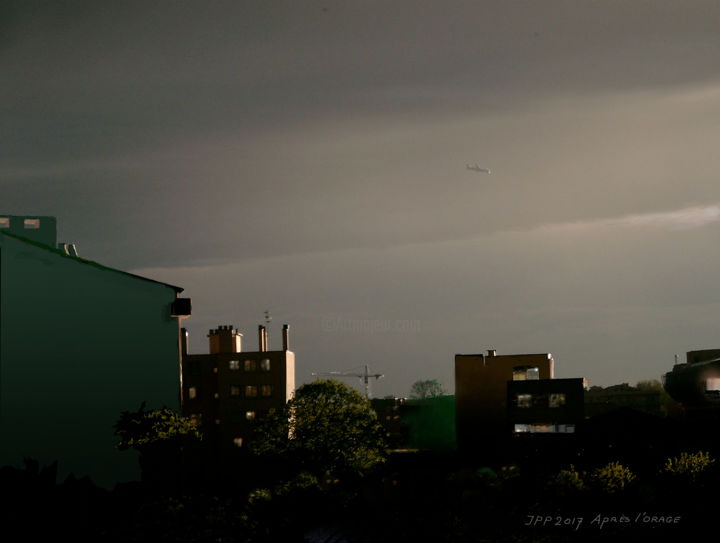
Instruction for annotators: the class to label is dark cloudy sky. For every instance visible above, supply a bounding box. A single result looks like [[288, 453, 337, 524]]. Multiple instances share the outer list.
[[4, 0, 720, 395]]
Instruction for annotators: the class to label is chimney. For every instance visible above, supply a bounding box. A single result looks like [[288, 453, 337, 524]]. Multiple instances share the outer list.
[[258, 325, 267, 352], [487, 349, 497, 357], [282, 324, 290, 351], [208, 325, 242, 354]]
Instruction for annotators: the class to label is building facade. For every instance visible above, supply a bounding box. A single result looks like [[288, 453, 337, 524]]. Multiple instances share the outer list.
[[507, 378, 584, 434], [455, 349, 584, 451], [181, 323, 295, 456], [663, 349, 720, 412], [0, 215, 190, 486]]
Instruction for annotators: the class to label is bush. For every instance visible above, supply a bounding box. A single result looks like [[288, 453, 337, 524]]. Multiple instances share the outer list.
[[662, 451, 715, 483], [590, 461, 636, 494], [547, 464, 585, 495]]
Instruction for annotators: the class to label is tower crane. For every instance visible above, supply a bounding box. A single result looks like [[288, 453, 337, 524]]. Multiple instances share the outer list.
[[311, 365, 384, 398]]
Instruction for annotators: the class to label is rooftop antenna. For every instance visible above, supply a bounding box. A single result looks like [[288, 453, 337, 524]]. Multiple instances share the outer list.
[[312, 364, 384, 398], [264, 310, 272, 327]]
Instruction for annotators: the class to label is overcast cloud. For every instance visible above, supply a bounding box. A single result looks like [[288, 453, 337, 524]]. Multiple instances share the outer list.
[[4, 1, 720, 394]]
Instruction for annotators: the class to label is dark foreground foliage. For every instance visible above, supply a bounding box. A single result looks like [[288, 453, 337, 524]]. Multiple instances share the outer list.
[[2, 448, 717, 543]]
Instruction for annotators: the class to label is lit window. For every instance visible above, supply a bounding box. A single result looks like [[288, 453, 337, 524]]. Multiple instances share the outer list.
[[213, 367, 218, 374], [0, 218, 9, 228], [230, 385, 241, 397], [513, 366, 539, 381], [514, 423, 575, 434], [233, 437, 243, 448], [188, 386, 198, 399], [244, 359, 257, 372], [245, 385, 258, 398], [516, 394, 532, 408], [260, 358, 271, 372], [23, 218, 40, 229], [229, 360, 240, 370], [189, 414, 202, 426], [245, 411, 256, 420], [261, 385, 273, 397], [215, 418, 221, 425], [549, 393, 566, 408], [214, 392, 220, 400], [706, 378, 720, 391]]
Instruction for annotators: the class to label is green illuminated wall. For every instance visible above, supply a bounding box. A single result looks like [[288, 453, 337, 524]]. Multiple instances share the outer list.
[[0, 230, 182, 487]]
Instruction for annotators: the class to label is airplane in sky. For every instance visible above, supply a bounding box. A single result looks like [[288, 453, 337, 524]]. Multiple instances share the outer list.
[[466, 164, 491, 174]]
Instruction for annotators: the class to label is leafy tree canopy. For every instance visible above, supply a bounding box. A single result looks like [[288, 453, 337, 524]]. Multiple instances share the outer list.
[[114, 402, 201, 451], [251, 379, 388, 479], [410, 379, 445, 399]]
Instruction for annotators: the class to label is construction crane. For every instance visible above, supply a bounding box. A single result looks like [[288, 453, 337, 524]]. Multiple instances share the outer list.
[[311, 364, 384, 398]]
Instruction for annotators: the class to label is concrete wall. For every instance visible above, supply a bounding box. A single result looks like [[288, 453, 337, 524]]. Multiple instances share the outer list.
[[0, 233, 181, 487]]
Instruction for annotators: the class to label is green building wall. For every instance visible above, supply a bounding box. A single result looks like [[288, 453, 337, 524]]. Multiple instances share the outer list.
[[0, 230, 183, 487], [404, 395, 457, 452]]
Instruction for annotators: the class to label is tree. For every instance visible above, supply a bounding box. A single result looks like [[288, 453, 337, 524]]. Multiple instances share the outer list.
[[410, 379, 445, 399], [636, 379, 684, 418], [251, 379, 388, 480], [114, 403, 201, 486]]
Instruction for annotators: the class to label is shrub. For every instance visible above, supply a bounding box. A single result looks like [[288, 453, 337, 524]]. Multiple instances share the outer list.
[[590, 461, 636, 494], [662, 451, 715, 483], [547, 465, 585, 495]]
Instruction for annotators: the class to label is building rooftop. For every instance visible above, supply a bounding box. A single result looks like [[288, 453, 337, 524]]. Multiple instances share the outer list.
[[0, 224, 183, 293]]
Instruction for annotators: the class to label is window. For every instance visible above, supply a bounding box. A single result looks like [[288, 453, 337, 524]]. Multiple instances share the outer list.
[[188, 386, 198, 400], [705, 378, 720, 391], [0, 218, 9, 228], [213, 392, 220, 399], [23, 218, 40, 229], [215, 418, 221, 425], [260, 358, 271, 372], [189, 361, 201, 375], [244, 359, 257, 372], [512, 366, 539, 381], [229, 360, 240, 370], [245, 385, 258, 398], [516, 394, 532, 408], [189, 414, 202, 426], [230, 385, 241, 397], [245, 411, 256, 420], [260, 385, 273, 397], [233, 437, 243, 448], [549, 393, 566, 408], [514, 423, 575, 434]]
